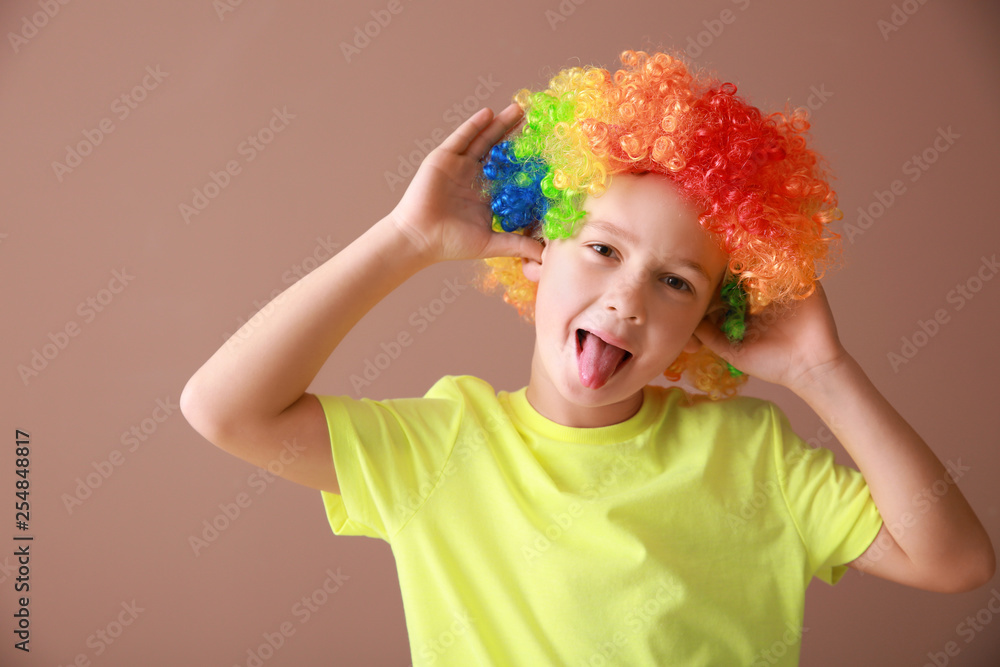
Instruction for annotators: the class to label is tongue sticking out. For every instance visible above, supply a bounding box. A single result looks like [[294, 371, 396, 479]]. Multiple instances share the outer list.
[[577, 330, 629, 390]]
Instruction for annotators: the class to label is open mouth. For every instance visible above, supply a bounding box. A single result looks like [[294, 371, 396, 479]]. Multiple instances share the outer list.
[[576, 329, 632, 389]]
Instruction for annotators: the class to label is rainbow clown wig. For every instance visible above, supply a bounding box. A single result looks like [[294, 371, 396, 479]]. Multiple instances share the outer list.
[[477, 49, 842, 399]]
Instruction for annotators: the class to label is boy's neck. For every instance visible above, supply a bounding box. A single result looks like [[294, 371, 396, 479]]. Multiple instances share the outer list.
[[524, 348, 646, 428]]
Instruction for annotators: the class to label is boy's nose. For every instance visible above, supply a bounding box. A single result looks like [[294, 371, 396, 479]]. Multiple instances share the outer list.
[[602, 272, 646, 324]]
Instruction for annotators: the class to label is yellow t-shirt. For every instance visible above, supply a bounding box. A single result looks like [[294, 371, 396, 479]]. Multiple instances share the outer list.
[[317, 375, 883, 666]]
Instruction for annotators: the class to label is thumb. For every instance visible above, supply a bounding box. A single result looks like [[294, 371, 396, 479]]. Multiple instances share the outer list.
[[694, 316, 739, 363]]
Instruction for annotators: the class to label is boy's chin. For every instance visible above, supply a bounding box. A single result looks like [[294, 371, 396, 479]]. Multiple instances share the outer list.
[[558, 372, 646, 406]]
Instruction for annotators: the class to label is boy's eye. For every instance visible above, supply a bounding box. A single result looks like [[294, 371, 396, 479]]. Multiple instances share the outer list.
[[588, 243, 615, 258], [588, 243, 693, 292], [662, 276, 691, 292]]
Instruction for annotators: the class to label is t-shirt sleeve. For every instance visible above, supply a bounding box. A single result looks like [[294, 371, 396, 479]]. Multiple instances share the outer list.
[[769, 403, 884, 585], [313, 388, 464, 542]]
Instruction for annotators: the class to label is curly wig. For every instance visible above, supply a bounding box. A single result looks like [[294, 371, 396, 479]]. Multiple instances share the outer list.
[[477, 49, 842, 399]]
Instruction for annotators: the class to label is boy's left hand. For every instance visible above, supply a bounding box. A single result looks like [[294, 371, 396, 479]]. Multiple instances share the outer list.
[[692, 281, 851, 394]]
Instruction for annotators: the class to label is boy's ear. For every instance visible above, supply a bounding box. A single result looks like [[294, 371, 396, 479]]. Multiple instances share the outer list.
[[703, 298, 727, 321], [521, 240, 546, 283], [682, 333, 703, 354]]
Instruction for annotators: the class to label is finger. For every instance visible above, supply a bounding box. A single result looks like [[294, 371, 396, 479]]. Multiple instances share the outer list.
[[484, 230, 544, 263], [693, 317, 735, 360], [466, 102, 524, 160], [437, 107, 494, 155]]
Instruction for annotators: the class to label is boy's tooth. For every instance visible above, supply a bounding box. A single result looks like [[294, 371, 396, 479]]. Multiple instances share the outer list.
[[578, 331, 627, 389]]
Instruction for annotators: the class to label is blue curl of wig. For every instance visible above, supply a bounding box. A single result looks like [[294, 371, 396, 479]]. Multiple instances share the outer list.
[[483, 142, 549, 232]]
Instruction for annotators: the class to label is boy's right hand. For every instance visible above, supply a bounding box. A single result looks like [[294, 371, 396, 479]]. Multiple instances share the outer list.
[[388, 102, 544, 266]]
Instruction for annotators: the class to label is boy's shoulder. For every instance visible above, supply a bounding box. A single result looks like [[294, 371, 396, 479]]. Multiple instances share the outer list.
[[647, 384, 801, 444], [647, 382, 779, 418], [416, 374, 508, 415], [422, 374, 497, 399]]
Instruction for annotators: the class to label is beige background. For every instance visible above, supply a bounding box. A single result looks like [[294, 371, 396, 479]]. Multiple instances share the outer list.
[[3, 0, 1000, 665]]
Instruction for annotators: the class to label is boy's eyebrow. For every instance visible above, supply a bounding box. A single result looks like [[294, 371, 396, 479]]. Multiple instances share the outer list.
[[585, 219, 642, 247], [583, 219, 714, 284]]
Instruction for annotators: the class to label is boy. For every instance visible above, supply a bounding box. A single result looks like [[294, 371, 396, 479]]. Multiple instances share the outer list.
[[180, 51, 995, 665]]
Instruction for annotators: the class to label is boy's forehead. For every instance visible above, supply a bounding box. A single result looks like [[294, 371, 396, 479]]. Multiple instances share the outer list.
[[582, 173, 705, 224], [577, 179, 710, 247]]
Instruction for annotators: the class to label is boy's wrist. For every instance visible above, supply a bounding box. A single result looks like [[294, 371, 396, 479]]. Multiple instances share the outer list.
[[787, 349, 860, 404], [371, 213, 439, 276]]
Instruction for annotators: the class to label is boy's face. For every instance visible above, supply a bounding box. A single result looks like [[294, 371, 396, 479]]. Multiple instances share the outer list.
[[522, 172, 729, 428]]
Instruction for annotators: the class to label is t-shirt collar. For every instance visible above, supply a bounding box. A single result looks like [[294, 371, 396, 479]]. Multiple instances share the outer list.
[[503, 385, 661, 444]]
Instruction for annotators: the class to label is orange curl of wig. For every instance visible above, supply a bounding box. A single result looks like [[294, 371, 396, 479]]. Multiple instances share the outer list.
[[477, 49, 842, 399]]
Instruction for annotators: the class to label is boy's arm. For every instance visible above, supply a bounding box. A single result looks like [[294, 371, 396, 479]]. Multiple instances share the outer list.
[[695, 283, 995, 593], [180, 102, 539, 493], [180, 215, 431, 493], [792, 352, 995, 593]]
